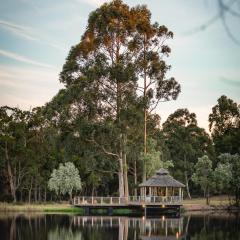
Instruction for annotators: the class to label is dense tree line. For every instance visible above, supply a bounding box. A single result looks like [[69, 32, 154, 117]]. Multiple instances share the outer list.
[[0, 0, 239, 204]]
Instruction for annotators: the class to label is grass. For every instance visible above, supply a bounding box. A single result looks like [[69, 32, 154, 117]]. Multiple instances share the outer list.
[[112, 208, 133, 215], [0, 203, 133, 215], [43, 207, 84, 213], [183, 195, 232, 206], [182, 195, 236, 211], [0, 196, 235, 213], [0, 203, 75, 212]]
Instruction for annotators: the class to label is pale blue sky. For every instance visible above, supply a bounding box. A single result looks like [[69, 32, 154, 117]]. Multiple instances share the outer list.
[[0, 0, 239, 130]]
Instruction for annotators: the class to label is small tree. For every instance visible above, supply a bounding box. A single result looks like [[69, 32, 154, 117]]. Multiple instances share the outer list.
[[230, 154, 240, 206], [192, 155, 214, 205], [140, 138, 173, 178], [48, 162, 81, 202], [213, 162, 232, 194], [216, 153, 240, 205]]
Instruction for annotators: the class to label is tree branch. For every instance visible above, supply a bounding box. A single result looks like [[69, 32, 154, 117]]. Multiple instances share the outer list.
[[86, 137, 120, 159]]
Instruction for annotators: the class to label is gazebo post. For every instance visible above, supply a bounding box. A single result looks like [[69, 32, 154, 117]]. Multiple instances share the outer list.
[[165, 187, 168, 197], [179, 188, 181, 200], [149, 187, 152, 196]]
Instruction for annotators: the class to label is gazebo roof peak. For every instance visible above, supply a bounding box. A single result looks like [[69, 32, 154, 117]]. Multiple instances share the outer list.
[[139, 168, 185, 188], [155, 168, 169, 175]]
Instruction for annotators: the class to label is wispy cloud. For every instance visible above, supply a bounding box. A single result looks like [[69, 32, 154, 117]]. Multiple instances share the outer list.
[[0, 65, 62, 109], [0, 20, 37, 41], [220, 77, 240, 88], [0, 19, 66, 51], [0, 49, 56, 69]]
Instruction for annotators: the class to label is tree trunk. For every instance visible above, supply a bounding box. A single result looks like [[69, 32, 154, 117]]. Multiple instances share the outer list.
[[123, 134, 129, 198], [34, 181, 38, 202], [118, 136, 125, 198], [20, 189, 23, 202], [28, 177, 33, 203], [38, 186, 41, 202], [143, 107, 147, 182], [184, 171, 191, 199], [134, 158, 137, 196], [44, 186, 47, 202], [236, 187, 240, 206], [69, 191, 73, 203], [118, 155, 125, 198], [142, 36, 147, 183], [123, 153, 129, 198], [206, 186, 210, 205], [5, 142, 17, 203], [116, 78, 125, 198], [184, 153, 191, 199]]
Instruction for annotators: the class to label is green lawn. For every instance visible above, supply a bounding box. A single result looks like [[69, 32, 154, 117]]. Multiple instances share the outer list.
[[0, 203, 75, 212], [183, 195, 232, 206]]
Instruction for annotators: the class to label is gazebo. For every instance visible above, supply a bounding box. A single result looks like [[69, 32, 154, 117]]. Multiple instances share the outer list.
[[139, 168, 185, 200]]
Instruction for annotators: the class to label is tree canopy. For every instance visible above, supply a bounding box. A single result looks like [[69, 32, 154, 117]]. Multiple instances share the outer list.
[[0, 1, 239, 205], [48, 162, 81, 201]]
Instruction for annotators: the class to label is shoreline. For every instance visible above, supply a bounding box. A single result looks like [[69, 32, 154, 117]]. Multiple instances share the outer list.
[[0, 202, 239, 214], [183, 204, 240, 211]]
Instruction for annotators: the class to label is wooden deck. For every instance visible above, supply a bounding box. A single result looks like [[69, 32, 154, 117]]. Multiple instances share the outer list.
[[73, 196, 183, 207]]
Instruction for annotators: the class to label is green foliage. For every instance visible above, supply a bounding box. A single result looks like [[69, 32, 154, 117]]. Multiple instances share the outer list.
[[220, 153, 240, 205], [0, 0, 239, 204], [213, 162, 232, 192], [163, 108, 214, 198], [48, 162, 81, 200], [209, 95, 240, 155], [231, 154, 240, 205], [140, 138, 173, 178], [192, 153, 240, 205], [192, 155, 214, 204]]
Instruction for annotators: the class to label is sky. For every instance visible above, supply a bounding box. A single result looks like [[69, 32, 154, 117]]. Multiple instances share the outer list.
[[0, 0, 239, 130]]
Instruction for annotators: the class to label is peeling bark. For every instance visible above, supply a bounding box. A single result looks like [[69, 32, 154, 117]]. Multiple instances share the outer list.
[[5, 142, 16, 203]]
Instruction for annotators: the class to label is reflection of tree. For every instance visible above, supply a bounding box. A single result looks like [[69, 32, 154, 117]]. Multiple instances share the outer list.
[[118, 218, 129, 240], [72, 216, 184, 240], [48, 227, 82, 240], [9, 216, 16, 240], [188, 0, 240, 44], [2, 213, 240, 240]]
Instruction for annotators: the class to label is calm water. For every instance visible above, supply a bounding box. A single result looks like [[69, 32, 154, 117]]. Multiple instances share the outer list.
[[0, 212, 239, 240]]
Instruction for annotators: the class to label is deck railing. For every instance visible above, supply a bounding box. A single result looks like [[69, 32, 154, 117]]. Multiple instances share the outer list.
[[73, 196, 182, 206]]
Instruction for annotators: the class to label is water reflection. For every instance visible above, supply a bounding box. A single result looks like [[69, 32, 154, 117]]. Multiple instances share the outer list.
[[0, 212, 239, 240], [72, 216, 186, 240]]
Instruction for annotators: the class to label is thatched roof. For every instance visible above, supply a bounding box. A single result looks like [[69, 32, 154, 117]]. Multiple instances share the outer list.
[[139, 168, 185, 188]]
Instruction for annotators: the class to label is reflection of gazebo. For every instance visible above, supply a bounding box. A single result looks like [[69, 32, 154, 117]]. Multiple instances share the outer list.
[[139, 169, 185, 199], [139, 217, 185, 240]]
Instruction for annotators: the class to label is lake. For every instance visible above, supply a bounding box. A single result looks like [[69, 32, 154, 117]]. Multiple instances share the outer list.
[[0, 212, 239, 240]]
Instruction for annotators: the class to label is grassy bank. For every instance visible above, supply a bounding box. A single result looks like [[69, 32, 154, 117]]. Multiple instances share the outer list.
[[0, 196, 236, 213], [0, 203, 134, 215], [0, 203, 78, 213], [182, 196, 236, 211]]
